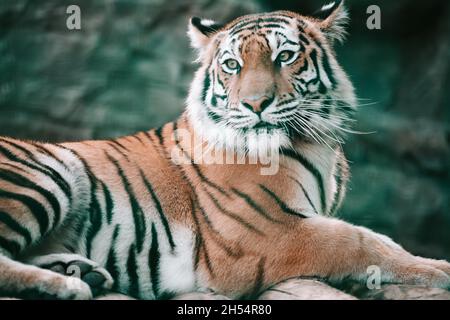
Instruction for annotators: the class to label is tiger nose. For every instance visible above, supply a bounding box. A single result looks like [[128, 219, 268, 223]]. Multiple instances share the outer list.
[[241, 95, 275, 114]]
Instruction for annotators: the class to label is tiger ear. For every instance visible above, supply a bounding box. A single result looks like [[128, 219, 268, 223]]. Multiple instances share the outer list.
[[312, 0, 349, 44], [188, 17, 224, 50]]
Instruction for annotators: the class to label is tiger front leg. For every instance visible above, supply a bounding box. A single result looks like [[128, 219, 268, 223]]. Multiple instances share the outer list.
[[288, 216, 450, 289]]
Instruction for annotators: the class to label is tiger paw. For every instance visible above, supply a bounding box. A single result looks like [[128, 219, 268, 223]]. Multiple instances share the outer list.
[[28, 254, 114, 296], [60, 260, 114, 296], [389, 256, 450, 289], [416, 257, 450, 277], [18, 271, 93, 300], [49, 276, 94, 300]]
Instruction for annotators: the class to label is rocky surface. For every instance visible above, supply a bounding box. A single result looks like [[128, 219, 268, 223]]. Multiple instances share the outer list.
[[2, 277, 450, 300], [93, 278, 450, 300], [350, 284, 450, 300], [259, 279, 357, 300]]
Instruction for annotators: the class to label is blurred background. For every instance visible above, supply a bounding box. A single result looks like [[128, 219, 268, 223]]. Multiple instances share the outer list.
[[0, 0, 449, 259]]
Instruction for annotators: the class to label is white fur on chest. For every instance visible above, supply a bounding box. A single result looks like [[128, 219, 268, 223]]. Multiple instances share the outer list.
[[158, 225, 197, 294]]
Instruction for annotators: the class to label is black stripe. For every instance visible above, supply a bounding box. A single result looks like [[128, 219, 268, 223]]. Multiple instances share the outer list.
[[313, 40, 336, 88], [287, 176, 319, 215], [1, 162, 29, 174], [214, 94, 227, 101], [172, 121, 179, 137], [154, 126, 164, 146], [173, 122, 231, 198], [260, 23, 284, 29], [192, 206, 214, 275], [0, 142, 72, 203], [101, 181, 114, 224], [0, 236, 21, 256], [106, 152, 146, 253], [144, 130, 169, 161], [109, 140, 130, 152], [203, 188, 264, 235], [201, 69, 211, 105], [193, 233, 202, 270], [248, 257, 266, 299], [309, 49, 322, 87], [282, 38, 298, 47], [29, 142, 70, 171], [297, 23, 311, 45], [230, 17, 291, 35], [211, 95, 217, 107], [207, 110, 222, 123], [299, 33, 311, 46], [106, 142, 130, 160], [58, 146, 104, 258], [126, 135, 145, 146], [320, 49, 336, 88], [210, 70, 217, 107], [105, 225, 120, 291], [197, 205, 243, 258], [149, 223, 161, 298], [231, 17, 291, 30], [241, 257, 267, 299], [85, 180, 103, 259], [126, 244, 140, 299], [216, 72, 225, 89], [70, 215, 87, 246], [0, 168, 62, 226], [259, 185, 308, 218], [294, 55, 310, 76], [292, 81, 307, 96], [233, 23, 285, 35], [329, 158, 344, 215], [142, 131, 153, 143], [231, 188, 281, 223], [140, 170, 175, 251], [0, 211, 32, 245], [282, 148, 326, 213], [0, 190, 49, 236]]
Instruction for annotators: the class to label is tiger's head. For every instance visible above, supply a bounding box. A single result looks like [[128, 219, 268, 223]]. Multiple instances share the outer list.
[[186, 1, 356, 156]]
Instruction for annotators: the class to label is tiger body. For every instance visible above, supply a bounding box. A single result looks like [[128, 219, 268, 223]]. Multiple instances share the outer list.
[[0, 116, 347, 298], [1, 1, 450, 300]]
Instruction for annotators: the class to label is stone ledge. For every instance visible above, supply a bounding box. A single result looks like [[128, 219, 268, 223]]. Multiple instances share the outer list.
[[2, 278, 450, 300]]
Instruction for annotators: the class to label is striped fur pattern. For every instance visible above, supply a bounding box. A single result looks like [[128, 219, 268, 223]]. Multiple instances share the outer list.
[[1, 2, 450, 299]]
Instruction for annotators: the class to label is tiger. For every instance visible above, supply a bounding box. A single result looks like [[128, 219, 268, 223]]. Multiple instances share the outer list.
[[0, 0, 449, 300]]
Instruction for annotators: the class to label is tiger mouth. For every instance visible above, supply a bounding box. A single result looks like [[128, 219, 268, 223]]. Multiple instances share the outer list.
[[252, 122, 279, 131]]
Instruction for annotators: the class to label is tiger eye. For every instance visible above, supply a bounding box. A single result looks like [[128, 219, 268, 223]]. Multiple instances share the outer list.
[[277, 50, 294, 63], [224, 59, 239, 70]]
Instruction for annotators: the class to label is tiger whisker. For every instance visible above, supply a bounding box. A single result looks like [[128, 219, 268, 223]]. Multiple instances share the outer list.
[[300, 110, 375, 135], [293, 115, 341, 151]]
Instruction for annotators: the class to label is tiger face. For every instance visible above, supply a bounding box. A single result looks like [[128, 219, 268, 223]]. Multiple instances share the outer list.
[[187, 1, 356, 156]]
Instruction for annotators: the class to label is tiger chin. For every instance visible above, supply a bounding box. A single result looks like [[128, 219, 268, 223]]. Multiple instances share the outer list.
[[0, 1, 449, 300]]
